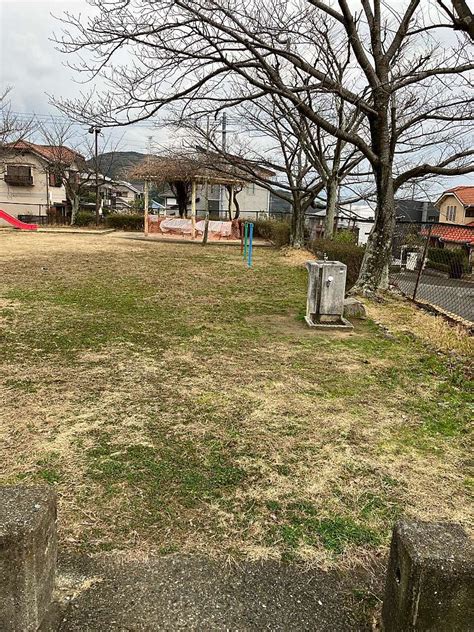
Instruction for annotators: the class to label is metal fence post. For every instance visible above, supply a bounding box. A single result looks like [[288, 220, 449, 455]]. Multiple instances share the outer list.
[[412, 223, 433, 301]]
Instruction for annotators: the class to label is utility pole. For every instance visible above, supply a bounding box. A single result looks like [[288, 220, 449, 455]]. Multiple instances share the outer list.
[[147, 136, 153, 167], [144, 136, 153, 236], [219, 113, 227, 217], [204, 117, 210, 215], [88, 125, 101, 225]]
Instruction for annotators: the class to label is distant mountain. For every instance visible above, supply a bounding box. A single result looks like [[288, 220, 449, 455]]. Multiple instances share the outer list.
[[86, 151, 146, 182]]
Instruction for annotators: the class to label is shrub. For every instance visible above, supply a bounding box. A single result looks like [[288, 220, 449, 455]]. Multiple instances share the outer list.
[[253, 219, 291, 248], [309, 238, 365, 289], [74, 211, 95, 227], [425, 260, 449, 274], [427, 247, 470, 277], [106, 213, 144, 231], [333, 229, 357, 244]]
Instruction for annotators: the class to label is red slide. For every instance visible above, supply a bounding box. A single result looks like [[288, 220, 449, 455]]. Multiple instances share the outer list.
[[0, 209, 38, 231]]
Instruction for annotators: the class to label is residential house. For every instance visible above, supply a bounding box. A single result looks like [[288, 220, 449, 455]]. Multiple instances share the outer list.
[[153, 179, 271, 218], [435, 186, 474, 225], [81, 176, 143, 214], [0, 141, 83, 225], [395, 199, 439, 223], [421, 186, 474, 262], [111, 180, 143, 211], [425, 224, 474, 264]]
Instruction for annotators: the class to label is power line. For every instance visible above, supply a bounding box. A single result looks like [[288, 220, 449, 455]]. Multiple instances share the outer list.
[[10, 110, 240, 128]]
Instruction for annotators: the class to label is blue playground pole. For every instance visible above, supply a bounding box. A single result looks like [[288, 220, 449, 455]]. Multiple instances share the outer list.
[[247, 222, 254, 268]]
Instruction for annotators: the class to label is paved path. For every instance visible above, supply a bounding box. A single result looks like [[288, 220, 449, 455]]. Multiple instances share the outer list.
[[393, 271, 474, 322], [46, 554, 380, 631]]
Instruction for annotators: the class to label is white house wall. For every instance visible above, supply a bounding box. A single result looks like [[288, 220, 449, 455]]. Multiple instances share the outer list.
[[0, 152, 68, 225], [234, 183, 269, 217], [347, 205, 375, 245], [156, 182, 269, 216]]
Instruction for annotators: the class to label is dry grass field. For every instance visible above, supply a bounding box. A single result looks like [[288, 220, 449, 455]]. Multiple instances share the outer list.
[[1, 230, 472, 566]]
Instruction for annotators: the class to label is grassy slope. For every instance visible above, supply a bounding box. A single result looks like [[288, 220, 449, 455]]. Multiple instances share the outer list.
[[1, 235, 472, 564]]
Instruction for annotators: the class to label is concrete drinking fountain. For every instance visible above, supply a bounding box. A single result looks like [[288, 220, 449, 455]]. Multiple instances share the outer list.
[[305, 260, 353, 329]]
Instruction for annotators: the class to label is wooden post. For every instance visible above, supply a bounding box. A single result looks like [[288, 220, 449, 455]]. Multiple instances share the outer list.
[[191, 179, 196, 239], [144, 180, 149, 236], [202, 212, 210, 246]]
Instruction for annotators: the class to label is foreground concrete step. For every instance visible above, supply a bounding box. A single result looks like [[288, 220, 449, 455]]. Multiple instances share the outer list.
[[382, 521, 474, 631], [0, 486, 57, 632], [53, 553, 375, 631]]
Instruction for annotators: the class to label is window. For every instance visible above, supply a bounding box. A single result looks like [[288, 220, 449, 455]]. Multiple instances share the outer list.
[[247, 182, 256, 195], [465, 208, 474, 218], [446, 205, 457, 222], [48, 172, 62, 187], [5, 164, 33, 186]]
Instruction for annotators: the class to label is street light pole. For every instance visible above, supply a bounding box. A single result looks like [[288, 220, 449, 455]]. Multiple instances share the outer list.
[[88, 125, 101, 225]]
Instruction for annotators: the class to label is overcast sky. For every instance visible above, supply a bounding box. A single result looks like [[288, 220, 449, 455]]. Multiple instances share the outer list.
[[0, 0, 472, 192], [0, 0, 169, 154]]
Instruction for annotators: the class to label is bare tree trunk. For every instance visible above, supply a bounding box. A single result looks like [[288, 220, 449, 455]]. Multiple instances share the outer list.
[[226, 185, 232, 221], [234, 194, 241, 219], [290, 197, 305, 248], [324, 178, 338, 239], [352, 162, 395, 294], [173, 181, 189, 218], [70, 195, 80, 226], [352, 85, 395, 294]]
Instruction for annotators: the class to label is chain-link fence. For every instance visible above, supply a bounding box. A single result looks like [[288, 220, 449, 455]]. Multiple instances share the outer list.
[[390, 221, 474, 323]]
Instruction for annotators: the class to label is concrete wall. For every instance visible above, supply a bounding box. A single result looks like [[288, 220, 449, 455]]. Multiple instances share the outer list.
[[0, 152, 68, 225]]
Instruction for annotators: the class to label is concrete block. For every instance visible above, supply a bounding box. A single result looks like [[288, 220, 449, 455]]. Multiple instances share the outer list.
[[305, 261, 352, 329], [0, 486, 57, 632], [343, 297, 366, 319], [382, 520, 474, 631]]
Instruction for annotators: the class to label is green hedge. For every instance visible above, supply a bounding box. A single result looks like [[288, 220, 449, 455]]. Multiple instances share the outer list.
[[106, 213, 144, 231], [428, 247, 468, 266], [309, 238, 365, 290], [425, 260, 449, 273], [253, 220, 291, 248], [74, 212, 95, 227], [427, 247, 470, 277]]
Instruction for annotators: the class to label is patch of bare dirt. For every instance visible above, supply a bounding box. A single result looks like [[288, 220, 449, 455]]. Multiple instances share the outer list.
[[279, 246, 316, 267]]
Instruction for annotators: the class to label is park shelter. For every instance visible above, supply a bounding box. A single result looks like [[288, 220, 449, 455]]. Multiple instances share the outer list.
[[130, 153, 246, 238]]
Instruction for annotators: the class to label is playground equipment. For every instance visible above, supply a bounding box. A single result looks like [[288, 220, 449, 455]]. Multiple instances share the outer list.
[[242, 222, 254, 267], [305, 260, 352, 329], [0, 209, 38, 231]]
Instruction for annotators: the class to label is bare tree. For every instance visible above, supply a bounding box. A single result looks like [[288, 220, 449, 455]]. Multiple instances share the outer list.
[[179, 99, 358, 246], [130, 154, 201, 217], [171, 35, 365, 245], [130, 150, 253, 218], [178, 110, 323, 244], [436, 0, 474, 39], [0, 88, 34, 149], [39, 120, 122, 225], [55, 0, 474, 292]]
